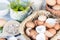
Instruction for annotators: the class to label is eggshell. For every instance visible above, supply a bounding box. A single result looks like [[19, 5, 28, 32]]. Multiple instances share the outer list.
[[38, 15, 47, 22], [8, 36, 17, 40], [33, 20, 38, 26], [0, 19, 7, 27], [30, 30, 38, 39], [0, 38, 6, 40], [45, 28, 56, 38], [37, 20, 44, 26], [26, 22, 35, 28], [45, 18, 56, 28], [53, 5, 60, 10], [57, 0, 60, 4], [46, 0, 56, 6], [45, 31, 53, 38], [54, 23, 60, 30], [45, 36, 48, 40], [36, 33, 45, 40], [48, 28, 56, 35], [26, 28, 32, 36], [36, 25, 46, 33], [44, 23, 54, 28]]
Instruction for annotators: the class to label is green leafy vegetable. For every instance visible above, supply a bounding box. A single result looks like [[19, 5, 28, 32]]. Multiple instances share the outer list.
[[10, 0, 30, 12]]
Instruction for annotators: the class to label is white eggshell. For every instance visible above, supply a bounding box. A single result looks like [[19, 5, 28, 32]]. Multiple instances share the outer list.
[[36, 25, 46, 33], [38, 15, 47, 21], [46, 18, 56, 26], [36, 33, 45, 40], [8, 36, 17, 40]]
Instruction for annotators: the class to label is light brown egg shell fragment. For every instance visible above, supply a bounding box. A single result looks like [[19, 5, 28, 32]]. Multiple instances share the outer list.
[[46, 0, 56, 6], [53, 5, 60, 10], [26, 21, 35, 28]]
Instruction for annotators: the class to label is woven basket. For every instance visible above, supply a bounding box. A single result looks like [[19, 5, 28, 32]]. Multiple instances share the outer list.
[[19, 10, 60, 40], [46, 4, 60, 17]]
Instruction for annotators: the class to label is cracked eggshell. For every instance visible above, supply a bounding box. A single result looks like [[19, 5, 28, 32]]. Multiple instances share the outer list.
[[33, 20, 38, 26], [45, 18, 57, 28], [45, 36, 48, 40], [0, 18, 7, 27], [26, 22, 35, 28], [0, 38, 6, 40], [36, 25, 46, 33], [54, 23, 60, 30], [45, 31, 53, 38], [36, 33, 45, 40], [30, 30, 38, 39], [57, 0, 60, 4], [37, 20, 44, 26], [46, 0, 56, 6], [48, 29, 56, 35], [26, 28, 32, 36], [53, 5, 60, 10], [45, 28, 56, 38], [38, 15, 47, 22]]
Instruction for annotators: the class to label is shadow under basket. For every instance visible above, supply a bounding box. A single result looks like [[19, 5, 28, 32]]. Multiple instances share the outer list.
[[46, 4, 60, 18]]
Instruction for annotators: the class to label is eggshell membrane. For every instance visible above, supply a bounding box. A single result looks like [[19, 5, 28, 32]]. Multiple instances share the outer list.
[[48, 29, 56, 35], [57, 0, 60, 4], [37, 20, 44, 26], [54, 23, 60, 30], [46, 0, 56, 6], [53, 5, 60, 10], [0, 38, 6, 40], [0, 19, 7, 27], [26, 22, 35, 28]]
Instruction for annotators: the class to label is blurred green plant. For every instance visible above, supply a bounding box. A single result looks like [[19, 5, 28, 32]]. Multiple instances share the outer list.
[[0, 27, 3, 33], [10, 0, 30, 12]]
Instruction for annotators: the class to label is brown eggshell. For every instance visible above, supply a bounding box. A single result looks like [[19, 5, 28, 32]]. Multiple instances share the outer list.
[[48, 28, 56, 35], [46, 0, 56, 6], [37, 20, 44, 26], [0, 19, 7, 27], [26, 28, 32, 36], [54, 23, 60, 30], [44, 22, 54, 28], [53, 5, 60, 10], [45, 31, 53, 38], [45, 36, 48, 40], [0, 38, 6, 40], [57, 0, 60, 4], [46, 4, 60, 17], [33, 20, 38, 26], [26, 21, 35, 28], [30, 30, 38, 39]]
